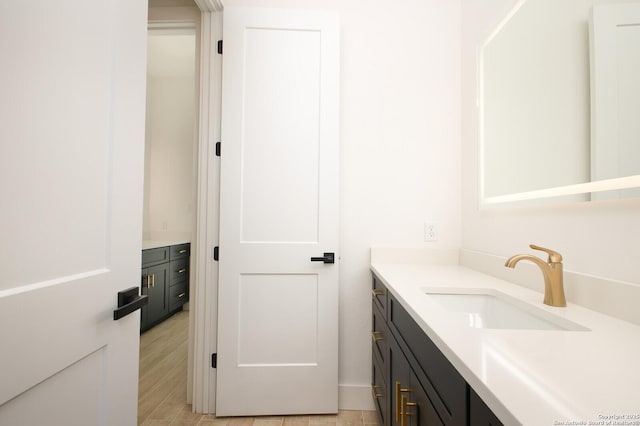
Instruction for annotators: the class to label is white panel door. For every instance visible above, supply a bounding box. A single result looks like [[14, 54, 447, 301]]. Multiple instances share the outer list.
[[0, 1, 147, 425], [216, 6, 340, 416]]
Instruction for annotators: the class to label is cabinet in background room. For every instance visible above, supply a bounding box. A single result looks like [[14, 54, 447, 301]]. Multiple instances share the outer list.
[[141, 243, 190, 332], [168, 243, 190, 312]]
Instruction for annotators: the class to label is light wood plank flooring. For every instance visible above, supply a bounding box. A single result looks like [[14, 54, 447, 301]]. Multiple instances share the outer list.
[[138, 310, 380, 426]]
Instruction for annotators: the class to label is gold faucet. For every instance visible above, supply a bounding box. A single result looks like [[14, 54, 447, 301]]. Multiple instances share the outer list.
[[505, 244, 567, 307]]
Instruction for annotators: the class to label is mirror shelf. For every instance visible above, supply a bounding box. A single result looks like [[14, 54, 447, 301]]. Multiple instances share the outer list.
[[481, 175, 640, 206]]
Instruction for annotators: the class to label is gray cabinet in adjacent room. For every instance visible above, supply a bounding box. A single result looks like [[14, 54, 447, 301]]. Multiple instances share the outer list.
[[141, 243, 190, 332]]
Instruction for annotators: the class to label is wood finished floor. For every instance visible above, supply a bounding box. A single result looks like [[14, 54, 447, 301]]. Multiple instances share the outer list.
[[138, 310, 380, 426]]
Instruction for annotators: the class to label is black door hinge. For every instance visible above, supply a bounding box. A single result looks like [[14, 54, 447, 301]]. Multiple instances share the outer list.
[[215, 141, 221, 157], [217, 40, 223, 54], [211, 353, 217, 368], [213, 246, 219, 261]]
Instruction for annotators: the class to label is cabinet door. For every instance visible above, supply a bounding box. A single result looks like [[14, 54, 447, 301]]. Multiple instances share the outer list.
[[146, 263, 168, 326], [390, 332, 444, 426], [389, 335, 412, 426], [408, 371, 444, 426], [389, 295, 467, 425], [469, 388, 503, 426]]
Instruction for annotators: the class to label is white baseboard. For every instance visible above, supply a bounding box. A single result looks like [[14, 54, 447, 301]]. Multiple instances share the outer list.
[[338, 384, 375, 411]]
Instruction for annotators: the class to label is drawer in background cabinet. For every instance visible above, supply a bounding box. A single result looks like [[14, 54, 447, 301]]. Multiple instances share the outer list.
[[169, 281, 188, 311], [142, 246, 169, 267], [170, 243, 190, 260], [169, 258, 189, 284]]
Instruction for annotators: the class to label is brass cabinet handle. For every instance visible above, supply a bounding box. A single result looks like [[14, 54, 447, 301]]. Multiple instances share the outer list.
[[151, 274, 155, 288], [178, 268, 187, 273], [145, 275, 151, 288], [178, 292, 186, 298], [371, 289, 384, 297], [371, 331, 384, 342], [401, 395, 417, 426], [395, 381, 412, 423], [371, 384, 383, 399], [179, 249, 187, 254]]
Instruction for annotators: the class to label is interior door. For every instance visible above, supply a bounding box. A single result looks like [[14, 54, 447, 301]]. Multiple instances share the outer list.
[[216, 6, 340, 416], [0, 1, 147, 425]]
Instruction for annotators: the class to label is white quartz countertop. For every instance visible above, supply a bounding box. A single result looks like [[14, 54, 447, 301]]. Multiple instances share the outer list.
[[370, 261, 640, 425], [142, 239, 190, 250]]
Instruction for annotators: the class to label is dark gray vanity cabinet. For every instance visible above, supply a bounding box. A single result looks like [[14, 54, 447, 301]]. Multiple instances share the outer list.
[[469, 388, 503, 426], [371, 273, 503, 426], [371, 281, 389, 426], [141, 243, 190, 332], [168, 243, 190, 312]]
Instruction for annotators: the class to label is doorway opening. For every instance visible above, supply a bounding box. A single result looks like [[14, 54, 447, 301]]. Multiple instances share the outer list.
[[140, 0, 206, 421], [142, 0, 223, 417]]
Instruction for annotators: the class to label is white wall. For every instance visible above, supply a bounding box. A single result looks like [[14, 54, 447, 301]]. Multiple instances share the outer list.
[[223, 0, 462, 408], [461, 0, 640, 286], [144, 28, 197, 240]]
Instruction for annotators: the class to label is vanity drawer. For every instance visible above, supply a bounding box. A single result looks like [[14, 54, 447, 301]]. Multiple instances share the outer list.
[[170, 243, 190, 260], [371, 356, 388, 426], [372, 301, 388, 372], [388, 294, 466, 425], [169, 258, 189, 284], [372, 274, 388, 319], [169, 281, 188, 311], [142, 246, 169, 267]]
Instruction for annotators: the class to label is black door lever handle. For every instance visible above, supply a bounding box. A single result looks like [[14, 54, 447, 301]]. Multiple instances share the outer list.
[[113, 286, 148, 320], [310, 252, 335, 264]]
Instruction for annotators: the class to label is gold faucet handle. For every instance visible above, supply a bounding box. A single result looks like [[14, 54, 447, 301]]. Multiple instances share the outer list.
[[529, 244, 562, 263]]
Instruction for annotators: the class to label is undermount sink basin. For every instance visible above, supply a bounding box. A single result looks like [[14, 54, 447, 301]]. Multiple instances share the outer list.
[[423, 288, 590, 331]]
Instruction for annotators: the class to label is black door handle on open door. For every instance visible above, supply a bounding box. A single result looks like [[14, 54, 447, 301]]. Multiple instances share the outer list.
[[113, 286, 149, 320], [310, 252, 335, 264]]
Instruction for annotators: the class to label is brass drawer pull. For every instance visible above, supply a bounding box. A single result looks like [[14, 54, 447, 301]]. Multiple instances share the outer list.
[[178, 268, 187, 273], [177, 292, 186, 298], [371, 289, 384, 297], [371, 384, 383, 399], [179, 249, 187, 254], [371, 331, 384, 342], [395, 381, 412, 423], [401, 395, 417, 426]]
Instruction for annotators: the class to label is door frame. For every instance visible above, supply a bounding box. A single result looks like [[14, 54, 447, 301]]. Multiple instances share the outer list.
[[147, 0, 223, 414], [190, 0, 223, 414]]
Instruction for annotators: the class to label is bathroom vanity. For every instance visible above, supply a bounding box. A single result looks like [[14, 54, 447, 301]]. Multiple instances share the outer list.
[[372, 274, 500, 426], [371, 249, 640, 425], [141, 241, 190, 332]]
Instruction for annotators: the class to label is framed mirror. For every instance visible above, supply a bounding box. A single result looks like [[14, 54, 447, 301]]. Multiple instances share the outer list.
[[479, 0, 640, 206]]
